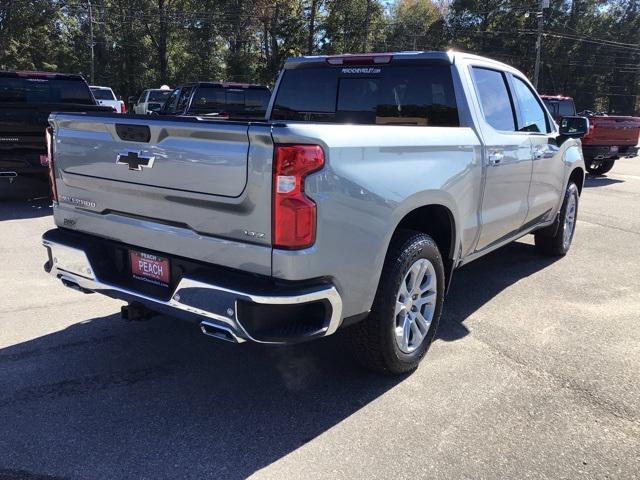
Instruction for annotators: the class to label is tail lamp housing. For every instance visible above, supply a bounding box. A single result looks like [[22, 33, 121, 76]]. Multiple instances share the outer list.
[[273, 145, 325, 249], [44, 126, 58, 202], [583, 122, 595, 140]]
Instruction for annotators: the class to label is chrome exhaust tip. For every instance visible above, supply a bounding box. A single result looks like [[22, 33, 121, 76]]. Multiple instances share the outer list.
[[200, 321, 240, 343]]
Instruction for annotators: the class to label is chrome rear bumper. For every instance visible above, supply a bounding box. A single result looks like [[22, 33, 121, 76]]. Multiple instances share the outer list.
[[43, 236, 343, 344]]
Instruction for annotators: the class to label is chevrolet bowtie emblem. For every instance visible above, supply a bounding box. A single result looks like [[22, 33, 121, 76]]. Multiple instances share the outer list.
[[116, 150, 155, 171]]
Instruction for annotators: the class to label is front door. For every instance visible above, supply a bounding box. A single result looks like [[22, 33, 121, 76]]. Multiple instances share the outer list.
[[510, 75, 565, 224]]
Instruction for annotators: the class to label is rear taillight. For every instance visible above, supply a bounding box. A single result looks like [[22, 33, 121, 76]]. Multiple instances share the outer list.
[[45, 127, 58, 202], [582, 122, 594, 140], [273, 145, 325, 249], [120, 101, 126, 113]]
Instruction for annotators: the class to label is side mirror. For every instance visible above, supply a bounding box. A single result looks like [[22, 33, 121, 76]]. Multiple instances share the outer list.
[[559, 116, 589, 138]]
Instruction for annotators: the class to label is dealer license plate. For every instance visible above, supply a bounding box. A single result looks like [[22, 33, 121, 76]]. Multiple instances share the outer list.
[[130, 250, 170, 286]]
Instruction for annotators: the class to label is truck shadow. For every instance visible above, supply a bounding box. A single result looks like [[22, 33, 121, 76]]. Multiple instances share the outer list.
[[0, 240, 558, 479], [584, 176, 625, 188], [0, 198, 52, 221], [0, 313, 400, 479], [438, 240, 560, 342]]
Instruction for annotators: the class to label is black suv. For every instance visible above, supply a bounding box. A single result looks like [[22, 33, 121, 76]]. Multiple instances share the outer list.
[[158, 82, 271, 120]]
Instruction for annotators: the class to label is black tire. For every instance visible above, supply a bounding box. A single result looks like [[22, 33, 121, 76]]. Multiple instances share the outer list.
[[586, 159, 615, 175], [534, 182, 579, 256], [347, 230, 445, 375]]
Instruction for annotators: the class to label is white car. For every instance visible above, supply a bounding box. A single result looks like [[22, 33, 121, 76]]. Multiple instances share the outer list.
[[133, 88, 172, 114], [90, 86, 125, 113]]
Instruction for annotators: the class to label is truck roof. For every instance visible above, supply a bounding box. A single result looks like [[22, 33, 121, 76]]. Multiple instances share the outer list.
[[176, 82, 269, 90], [0, 70, 86, 81], [540, 95, 574, 101], [284, 50, 524, 76], [285, 50, 453, 67]]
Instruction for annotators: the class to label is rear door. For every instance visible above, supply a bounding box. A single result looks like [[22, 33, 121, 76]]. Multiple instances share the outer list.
[[468, 66, 533, 251], [134, 91, 147, 114]]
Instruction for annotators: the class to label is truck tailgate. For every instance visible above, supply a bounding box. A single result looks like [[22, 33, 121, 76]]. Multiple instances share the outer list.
[[585, 116, 640, 146], [54, 115, 250, 196], [49, 113, 274, 275]]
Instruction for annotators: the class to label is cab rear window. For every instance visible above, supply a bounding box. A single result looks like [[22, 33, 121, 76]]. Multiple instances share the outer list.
[[543, 99, 576, 118], [271, 64, 459, 126], [91, 88, 116, 101], [190, 87, 271, 114]]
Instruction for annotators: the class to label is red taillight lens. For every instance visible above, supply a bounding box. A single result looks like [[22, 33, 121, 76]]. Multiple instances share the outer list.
[[120, 101, 126, 113], [45, 126, 58, 202], [583, 123, 594, 140], [273, 145, 325, 249]]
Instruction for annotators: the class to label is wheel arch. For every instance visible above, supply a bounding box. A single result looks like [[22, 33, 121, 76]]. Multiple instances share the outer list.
[[387, 203, 458, 293], [569, 166, 585, 194]]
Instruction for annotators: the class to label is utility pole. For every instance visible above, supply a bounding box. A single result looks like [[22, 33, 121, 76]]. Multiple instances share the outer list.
[[533, 0, 549, 89], [88, 0, 95, 84]]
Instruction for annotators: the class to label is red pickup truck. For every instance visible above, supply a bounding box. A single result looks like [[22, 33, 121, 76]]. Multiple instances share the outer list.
[[541, 95, 640, 175]]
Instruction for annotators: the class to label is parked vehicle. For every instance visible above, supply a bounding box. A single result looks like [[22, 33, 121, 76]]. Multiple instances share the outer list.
[[90, 86, 125, 113], [43, 52, 588, 374], [132, 88, 172, 114], [542, 95, 640, 175], [158, 82, 271, 120], [0, 71, 111, 197]]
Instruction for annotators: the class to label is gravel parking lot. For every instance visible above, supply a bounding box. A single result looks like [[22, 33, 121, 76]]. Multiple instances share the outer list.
[[1, 157, 639, 480]]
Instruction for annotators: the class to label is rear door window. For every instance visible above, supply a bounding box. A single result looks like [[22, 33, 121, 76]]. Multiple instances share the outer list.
[[271, 64, 459, 126], [471, 67, 516, 131], [148, 90, 172, 103]]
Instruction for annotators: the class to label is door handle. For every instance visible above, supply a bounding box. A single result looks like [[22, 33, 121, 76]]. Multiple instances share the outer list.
[[532, 147, 546, 159], [488, 152, 504, 165]]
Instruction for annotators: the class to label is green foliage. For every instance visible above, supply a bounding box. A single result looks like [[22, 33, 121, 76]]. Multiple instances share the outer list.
[[0, 0, 637, 113], [386, 0, 445, 51]]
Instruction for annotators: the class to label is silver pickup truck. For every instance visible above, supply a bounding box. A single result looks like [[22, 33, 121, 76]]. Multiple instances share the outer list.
[[42, 51, 588, 374]]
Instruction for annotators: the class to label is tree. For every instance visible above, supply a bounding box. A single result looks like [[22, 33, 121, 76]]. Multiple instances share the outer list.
[[320, 0, 385, 53], [386, 0, 445, 51], [0, 0, 636, 114]]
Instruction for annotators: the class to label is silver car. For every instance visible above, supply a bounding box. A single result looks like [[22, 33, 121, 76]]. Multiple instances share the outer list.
[[132, 88, 172, 114]]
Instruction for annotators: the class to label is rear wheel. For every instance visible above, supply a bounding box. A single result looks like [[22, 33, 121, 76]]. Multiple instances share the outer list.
[[348, 231, 444, 375], [534, 182, 579, 256], [586, 159, 615, 175]]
